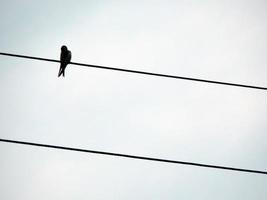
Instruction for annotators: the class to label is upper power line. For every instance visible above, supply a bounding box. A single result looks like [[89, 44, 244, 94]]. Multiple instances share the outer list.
[[0, 52, 266, 91], [0, 138, 266, 175]]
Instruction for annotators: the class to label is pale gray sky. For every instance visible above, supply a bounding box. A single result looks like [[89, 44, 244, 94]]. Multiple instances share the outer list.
[[0, 0, 267, 199]]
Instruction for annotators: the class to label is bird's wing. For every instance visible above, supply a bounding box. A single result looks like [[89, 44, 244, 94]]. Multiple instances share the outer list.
[[67, 51, 72, 63]]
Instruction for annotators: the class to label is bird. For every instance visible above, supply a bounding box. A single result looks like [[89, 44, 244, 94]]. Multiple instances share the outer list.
[[58, 45, 72, 77]]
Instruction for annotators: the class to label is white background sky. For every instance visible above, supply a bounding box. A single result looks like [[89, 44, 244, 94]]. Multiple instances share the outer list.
[[0, 0, 267, 199]]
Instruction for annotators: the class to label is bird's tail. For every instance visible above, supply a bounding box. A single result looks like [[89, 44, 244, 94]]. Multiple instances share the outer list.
[[62, 68, 65, 77], [58, 64, 63, 77], [58, 63, 66, 77]]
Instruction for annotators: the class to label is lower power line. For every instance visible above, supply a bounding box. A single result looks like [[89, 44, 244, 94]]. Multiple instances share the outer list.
[[0, 138, 266, 175]]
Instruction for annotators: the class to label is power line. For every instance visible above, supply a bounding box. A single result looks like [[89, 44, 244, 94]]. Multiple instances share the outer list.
[[0, 138, 266, 175], [0, 52, 266, 91]]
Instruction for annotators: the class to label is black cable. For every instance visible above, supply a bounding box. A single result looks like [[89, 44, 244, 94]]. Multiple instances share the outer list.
[[0, 138, 266, 175], [0, 52, 266, 91]]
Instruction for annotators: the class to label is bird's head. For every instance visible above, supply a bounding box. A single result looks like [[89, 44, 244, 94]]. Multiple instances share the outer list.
[[61, 45, 68, 51]]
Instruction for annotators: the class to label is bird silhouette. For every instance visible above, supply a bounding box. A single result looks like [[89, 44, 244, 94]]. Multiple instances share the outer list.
[[58, 45, 72, 77]]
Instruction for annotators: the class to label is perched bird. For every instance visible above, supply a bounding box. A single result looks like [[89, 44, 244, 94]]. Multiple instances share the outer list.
[[58, 45, 72, 77]]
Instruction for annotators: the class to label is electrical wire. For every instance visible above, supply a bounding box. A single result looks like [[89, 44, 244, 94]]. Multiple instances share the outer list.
[[0, 52, 266, 91], [0, 138, 266, 175]]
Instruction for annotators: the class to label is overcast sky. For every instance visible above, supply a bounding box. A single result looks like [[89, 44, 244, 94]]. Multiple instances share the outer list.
[[0, 0, 267, 199]]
